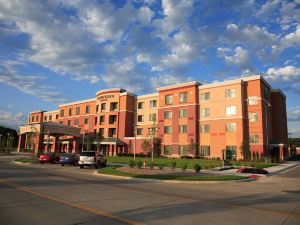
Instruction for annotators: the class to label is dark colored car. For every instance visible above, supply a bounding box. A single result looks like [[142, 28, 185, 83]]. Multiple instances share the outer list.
[[39, 152, 60, 164], [60, 153, 78, 166], [237, 167, 269, 174], [78, 151, 107, 169]]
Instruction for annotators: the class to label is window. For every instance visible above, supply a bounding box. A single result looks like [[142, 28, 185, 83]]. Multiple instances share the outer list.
[[226, 106, 236, 116], [249, 112, 258, 122], [201, 108, 210, 117], [44, 116, 47, 121], [101, 103, 106, 112], [150, 100, 157, 108], [179, 109, 187, 118], [49, 115, 52, 121], [75, 107, 80, 115], [138, 115, 144, 122], [164, 111, 172, 119], [138, 102, 144, 109], [250, 134, 259, 144], [108, 128, 116, 137], [226, 146, 237, 157], [200, 92, 210, 101], [179, 145, 187, 155], [164, 126, 172, 134], [200, 124, 210, 133], [32, 116, 34, 122], [137, 128, 143, 135], [100, 116, 105, 125], [94, 117, 98, 125], [36, 115, 39, 121], [110, 102, 118, 111], [200, 146, 210, 156], [164, 145, 172, 155], [67, 120, 71, 126], [56, 114, 59, 119], [84, 118, 89, 125], [85, 105, 90, 114], [148, 127, 157, 135], [225, 88, 236, 98], [96, 105, 99, 112], [74, 119, 79, 126], [68, 108, 73, 116], [99, 128, 104, 136], [109, 115, 117, 124], [179, 125, 187, 133], [248, 96, 258, 105], [149, 113, 156, 122], [165, 95, 173, 104], [226, 123, 236, 132], [60, 109, 64, 117], [179, 92, 188, 103]]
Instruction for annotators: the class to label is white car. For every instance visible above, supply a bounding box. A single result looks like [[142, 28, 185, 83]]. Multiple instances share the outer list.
[[78, 151, 107, 169]]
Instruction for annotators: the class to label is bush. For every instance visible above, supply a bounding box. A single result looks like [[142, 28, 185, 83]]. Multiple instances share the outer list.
[[181, 164, 188, 171], [129, 160, 135, 168], [158, 164, 164, 170], [194, 164, 201, 173], [171, 161, 176, 169], [137, 161, 143, 169], [149, 162, 154, 170]]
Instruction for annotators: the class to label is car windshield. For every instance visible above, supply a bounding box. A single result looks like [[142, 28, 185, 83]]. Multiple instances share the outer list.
[[80, 152, 95, 157], [61, 153, 71, 157]]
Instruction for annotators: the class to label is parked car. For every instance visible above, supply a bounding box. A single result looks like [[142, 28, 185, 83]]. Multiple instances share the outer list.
[[78, 151, 107, 169], [237, 167, 269, 174], [60, 153, 78, 166], [39, 152, 60, 164]]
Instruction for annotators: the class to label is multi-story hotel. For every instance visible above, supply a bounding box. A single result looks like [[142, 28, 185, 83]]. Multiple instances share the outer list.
[[18, 75, 289, 160]]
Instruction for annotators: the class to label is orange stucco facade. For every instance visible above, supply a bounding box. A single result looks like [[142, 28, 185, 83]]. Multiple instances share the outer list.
[[18, 75, 289, 160]]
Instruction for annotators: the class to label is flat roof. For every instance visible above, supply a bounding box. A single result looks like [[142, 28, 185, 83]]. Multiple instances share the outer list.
[[136, 93, 158, 99], [156, 81, 201, 91]]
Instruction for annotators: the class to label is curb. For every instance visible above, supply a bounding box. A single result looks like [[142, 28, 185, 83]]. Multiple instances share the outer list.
[[92, 171, 253, 184], [268, 162, 300, 175]]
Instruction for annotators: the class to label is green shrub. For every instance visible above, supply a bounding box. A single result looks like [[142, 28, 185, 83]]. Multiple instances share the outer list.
[[129, 160, 135, 168], [159, 164, 164, 170], [149, 162, 154, 170], [181, 164, 188, 171], [171, 161, 176, 170], [137, 161, 143, 169], [194, 164, 201, 173]]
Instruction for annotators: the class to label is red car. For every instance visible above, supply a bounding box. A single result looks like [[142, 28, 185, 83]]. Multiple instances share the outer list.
[[39, 152, 60, 164]]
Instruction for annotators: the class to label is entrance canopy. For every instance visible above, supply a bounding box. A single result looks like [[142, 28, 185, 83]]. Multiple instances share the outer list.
[[98, 137, 126, 146], [19, 122, 81, 137]]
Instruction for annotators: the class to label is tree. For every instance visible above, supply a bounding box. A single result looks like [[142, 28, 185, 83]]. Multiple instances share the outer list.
[[187, 138, 198, 156], [240, 139, 251, 161], [141, 139, 152, 157], [85, 133, 94, 151], [95, 133, 103, 152]]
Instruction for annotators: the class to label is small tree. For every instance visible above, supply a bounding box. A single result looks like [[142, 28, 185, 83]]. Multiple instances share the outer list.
[[85, 133, 94, 151], [141, 139, 152, 157], [187, 138, 197, 155], [240, 139, 251, 161]]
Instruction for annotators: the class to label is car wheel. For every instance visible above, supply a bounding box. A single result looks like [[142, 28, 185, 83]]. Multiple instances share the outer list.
[[95, 161, 100, 169], [80, 165, 84, 169], [101, 160, 107, 167]]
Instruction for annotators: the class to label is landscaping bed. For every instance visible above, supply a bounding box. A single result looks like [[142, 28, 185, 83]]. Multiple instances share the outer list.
[[15, 158, 39, 164], [98, 166, 249, 181]]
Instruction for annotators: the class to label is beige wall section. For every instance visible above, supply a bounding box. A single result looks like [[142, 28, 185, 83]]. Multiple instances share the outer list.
[[135, 94, 158, 137], [43, 110, 59, 123]]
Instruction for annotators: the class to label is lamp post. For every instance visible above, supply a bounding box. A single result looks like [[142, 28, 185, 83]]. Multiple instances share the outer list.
[[46, 129, 50, 152], [81, 131, 85, 152], [133, 124, 137, 161]]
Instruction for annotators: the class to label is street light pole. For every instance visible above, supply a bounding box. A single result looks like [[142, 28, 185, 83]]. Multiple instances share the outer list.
[[81, 131, 85, 152]]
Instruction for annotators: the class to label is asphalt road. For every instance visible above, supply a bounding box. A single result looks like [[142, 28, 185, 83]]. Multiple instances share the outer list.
[[0, 155, 299, 225]]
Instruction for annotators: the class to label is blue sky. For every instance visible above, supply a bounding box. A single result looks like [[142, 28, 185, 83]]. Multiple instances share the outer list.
[[0, 0, 299, 136]]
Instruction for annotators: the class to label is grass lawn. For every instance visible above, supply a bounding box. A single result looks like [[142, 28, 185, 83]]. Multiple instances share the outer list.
[[107, 156, 276, 169], [15, 158, 39, 164], [98, 166, 248, 181]]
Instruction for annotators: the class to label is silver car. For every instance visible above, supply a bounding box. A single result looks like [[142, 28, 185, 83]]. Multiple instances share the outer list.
[[78, 151, 107, 169]]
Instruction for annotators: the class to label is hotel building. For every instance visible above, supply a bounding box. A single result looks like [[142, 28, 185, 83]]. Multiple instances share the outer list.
[[18, 75, 289, 160]]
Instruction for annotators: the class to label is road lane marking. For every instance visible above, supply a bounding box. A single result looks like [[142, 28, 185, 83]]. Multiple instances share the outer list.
[[0, 179, 144, 225]]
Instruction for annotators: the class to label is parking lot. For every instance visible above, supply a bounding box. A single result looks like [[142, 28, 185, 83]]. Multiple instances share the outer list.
[[0, 155, 300, 225]]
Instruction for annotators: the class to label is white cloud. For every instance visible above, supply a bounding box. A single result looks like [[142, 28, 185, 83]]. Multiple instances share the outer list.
[[265, 65, 300, 81], [0, 110, 26, 129], [224, 46, 251, 69], [150, 74, 193, 88], [287, 106, 300, 137]]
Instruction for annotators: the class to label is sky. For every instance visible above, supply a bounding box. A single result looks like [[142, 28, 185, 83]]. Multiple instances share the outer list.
[[0, 0, 299, 136]]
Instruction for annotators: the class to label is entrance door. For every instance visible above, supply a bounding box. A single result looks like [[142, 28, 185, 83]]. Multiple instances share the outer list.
[[226, 149, 232, 160]]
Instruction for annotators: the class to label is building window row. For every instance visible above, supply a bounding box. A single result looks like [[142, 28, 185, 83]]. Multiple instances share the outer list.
[[164, 92, 188, 105], [96, 102, 118, 112], [163, 109, 188, 119], [201, 123, 237, 133], [137, 100, 157, 109]]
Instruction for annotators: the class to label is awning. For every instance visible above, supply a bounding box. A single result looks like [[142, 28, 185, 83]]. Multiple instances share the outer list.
[[97, 137, 127, 145]]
